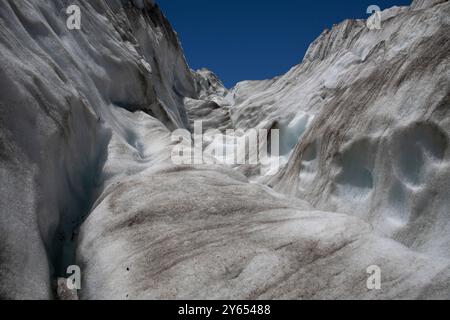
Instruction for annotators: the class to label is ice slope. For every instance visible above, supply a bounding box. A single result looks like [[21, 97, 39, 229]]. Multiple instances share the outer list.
[[0, 0, 195, 299], [227, 0, 450, 259], [76, 0, 450, 299], [0, 0, 449, 300], [78, 163, 450, 299]]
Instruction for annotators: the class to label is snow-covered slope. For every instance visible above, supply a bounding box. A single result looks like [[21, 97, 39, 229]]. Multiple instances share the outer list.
[[0, 0, 449, 299]]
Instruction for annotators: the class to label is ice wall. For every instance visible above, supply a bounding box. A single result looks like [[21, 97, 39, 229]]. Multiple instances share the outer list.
[[0, 0, 195, 299]]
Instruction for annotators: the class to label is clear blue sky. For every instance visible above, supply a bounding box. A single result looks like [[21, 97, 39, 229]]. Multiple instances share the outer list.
[[159, 0, 412, 88]]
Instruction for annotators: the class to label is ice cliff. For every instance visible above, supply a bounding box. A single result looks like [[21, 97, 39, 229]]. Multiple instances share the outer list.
[[0, 0, 449, 299]]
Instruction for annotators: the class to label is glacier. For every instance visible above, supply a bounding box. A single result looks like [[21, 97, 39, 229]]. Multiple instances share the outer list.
[[0, 0, 449, 299]]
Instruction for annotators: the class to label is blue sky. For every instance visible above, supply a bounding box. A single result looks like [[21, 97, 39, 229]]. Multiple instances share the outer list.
[[159, 0, 412, 88]]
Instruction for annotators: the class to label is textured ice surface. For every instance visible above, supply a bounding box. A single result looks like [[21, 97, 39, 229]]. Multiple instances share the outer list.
[[0, 0, 194, 299], [78, 164, 450, 299], [0, 0, 449, 299], [267, 0, 450, 260]]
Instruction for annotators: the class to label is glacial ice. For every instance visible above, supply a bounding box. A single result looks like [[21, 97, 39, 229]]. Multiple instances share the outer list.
[[0, 0, 449, 300]]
